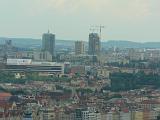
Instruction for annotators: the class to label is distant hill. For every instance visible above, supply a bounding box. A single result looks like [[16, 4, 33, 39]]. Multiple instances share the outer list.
[[0, 37, 160, 49], [0, 37, 75, 49], [0, 37, 41, 48], [102, 40, 160, 49]]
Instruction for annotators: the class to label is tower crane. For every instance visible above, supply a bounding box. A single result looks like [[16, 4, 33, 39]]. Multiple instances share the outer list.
[[90, 25, 105, 40]]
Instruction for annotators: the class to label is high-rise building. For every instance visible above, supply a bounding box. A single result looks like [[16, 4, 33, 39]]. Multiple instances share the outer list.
[[88, 33, 101, 55], [75, 41, 85, 55], [42, 31, 55, 59]]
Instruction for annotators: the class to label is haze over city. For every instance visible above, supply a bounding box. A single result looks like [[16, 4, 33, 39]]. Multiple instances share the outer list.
[[1, 0, 160, 120], [0, 0, 160, 42]]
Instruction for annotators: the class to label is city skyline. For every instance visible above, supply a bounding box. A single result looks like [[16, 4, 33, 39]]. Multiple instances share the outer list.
[[0, 0, 160, 42]]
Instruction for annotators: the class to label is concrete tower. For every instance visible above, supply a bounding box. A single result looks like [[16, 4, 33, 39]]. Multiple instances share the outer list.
[[42, 31, 55, 59], [88, 33, 101, 55], [75, 41, 85, 55]]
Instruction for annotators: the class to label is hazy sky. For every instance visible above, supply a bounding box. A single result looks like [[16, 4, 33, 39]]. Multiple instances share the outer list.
[[0, 0, 160, 42]]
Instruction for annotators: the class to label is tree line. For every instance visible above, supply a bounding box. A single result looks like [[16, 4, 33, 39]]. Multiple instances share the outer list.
[[109, 71, 160, 92]]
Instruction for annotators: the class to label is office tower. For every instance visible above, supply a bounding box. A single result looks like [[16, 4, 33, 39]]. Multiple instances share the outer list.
[[75, 41, 85, 55], [88, 33, 101, 55], [42, 31, 55, 59]]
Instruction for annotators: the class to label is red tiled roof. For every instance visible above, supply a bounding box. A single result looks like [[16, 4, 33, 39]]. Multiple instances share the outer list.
[[0, 93, 12, 98], [142, 100, 160, 104], [0, 93, 12, 101]]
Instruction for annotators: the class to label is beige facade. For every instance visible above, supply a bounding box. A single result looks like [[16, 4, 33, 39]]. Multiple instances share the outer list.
[[75, 41, 85, 55]]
